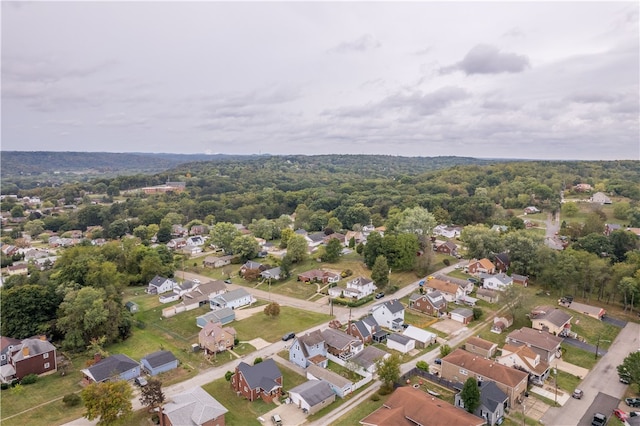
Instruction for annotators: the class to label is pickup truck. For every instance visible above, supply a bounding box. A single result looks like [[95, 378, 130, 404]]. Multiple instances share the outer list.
[[591, 412, 606, 426]]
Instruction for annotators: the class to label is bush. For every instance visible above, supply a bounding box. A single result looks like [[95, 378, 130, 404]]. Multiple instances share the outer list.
[[331, 295, 374, 307], [136, 320, 146, 329], [472, 307, 483, 320], [234, 337, 239, 346], [20, 373, 38, 385], [1, 383, 9, 390], [443, 258, 450, 266], [341, 269, 353, 278], [370, 393, 381, 401], [63, 393, 82, 407], [416, 361, 429, 371], [224, 371, 233, 382], [253, 357, 263, 365]]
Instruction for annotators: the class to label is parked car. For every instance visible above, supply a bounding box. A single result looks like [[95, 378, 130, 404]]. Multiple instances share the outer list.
[[134, 376, 148, 387], [434, 358, 442, 365], [224, 279, 232, 284], [614, 409, 629, 422], [271, 414, 283, 425], [620, 375, 631, 384], [626, 397, 640, 407], [630, 411, 640, 417], [282, 332, 295, 341], [591, 413, 606, 426], [572, 389, 584, 399], [375, 292, 385, 299]]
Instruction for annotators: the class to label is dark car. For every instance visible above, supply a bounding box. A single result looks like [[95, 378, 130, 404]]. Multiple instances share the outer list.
[[434, 358, 442, 365], [626, 398, 640, 408], [224, 279, 232, 284], [375, 292, 385, 299], [282, 332, 295, 341], [620, 375, 631, 384], [591, 413, 606, 426]]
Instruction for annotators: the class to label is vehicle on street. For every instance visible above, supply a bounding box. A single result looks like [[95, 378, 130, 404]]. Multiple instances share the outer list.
[[591, 412, 606, 426], [224, 279, 232, 284], [192, 279, 200, 284], [630, 411, 640, 417], [134, 376, 148, 387], [434, 358, 442, 365], [375, 292, 385, 299], [572, 389, 584, 399], [626, 397, 640, 407], [271, 414, 283, 425], [614, 409, 628, 422], [282, 332, 295, 341]]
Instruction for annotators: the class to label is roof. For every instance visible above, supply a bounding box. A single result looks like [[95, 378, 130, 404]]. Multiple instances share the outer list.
[[450, 308, 473, 317], [473, 258, 495, 270], [425, 279, 459, 295], [352, 346, 388, 369], [402, 325, 436, 343], [479, 381, 509, 412], [466, 336, 497, 351], [360, 386, 484, 426], [499, 344, 549, 375], [321, 328, 357, 350], [507, 327, 564, 351], [149, 275, 173, 287], [306, 364, 352, 388], [494, 252, 510, 265], [476, 288, 497, 298], [141, 350, 177, 369], [192, 280, 226, 296], [297, 330, 326, 357], [11, 338, 56, 361], [349, 276, 374, 287], [0, 336, 22, 352], [512, 274, 528, 282], [83, 354, 139, 382], [288, 380, 335, 406], [565, 301, 606, 317], [373, 299, 404, 315], [442, 349, 529, 388], [482, 273, 513, 286], [237, 359, 282, 392], [530, 306, 572, 327], [215, 288, 251, 303], [387, 333, 412, 345], [163, 386, 228, 426], [242, 260, 263, 270]]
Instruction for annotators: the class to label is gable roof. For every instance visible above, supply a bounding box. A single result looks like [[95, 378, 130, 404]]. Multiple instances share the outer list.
[[149, 275, 173, 287], [494, 252, 510, 265], [466, 336, 497, 351], [0, 336, 21, 352], [507, 327, 563, 351], [296, 330, 326, 357], [306, 364, 352, 388], [141, 350, 177, 369], [321, 328, 358, 350], [215, 288, 251, 303], [373, 299, 404, 314], [10, 338, 56, 361], [402, 325, 436, 343], [476, 288, 498, 298], [450, 308, 473, 317], [387, 333, 412, 345], [530, 306, 572, 327], [425, 278, 460, 295], [163, 386, 228, 426], [352, 346, 388, 369], [472, 258, 495, 270], [442, 349, 528, 388], [192, 280, 226, 296], [288, 380, 335, 406], [237, 359, 282, 392], [480, 273, 513, 286], [83, 354, 139, 382], [478, 381, 508, 412]]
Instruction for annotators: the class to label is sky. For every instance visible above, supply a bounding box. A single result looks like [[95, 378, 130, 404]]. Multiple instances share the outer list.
[[2, 1, 639, 160]]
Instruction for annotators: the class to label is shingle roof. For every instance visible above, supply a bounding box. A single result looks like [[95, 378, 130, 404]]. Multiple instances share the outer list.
[[289, 380, 335, 407], [352, 346, 388, 369], [466, 336, 496, 351], [507, 327, 564, 351], [479, 381, 508, 412], [215, 288, 251, 303], [141, 350, 177, 369], [306, 364, 352, 388], [530, 306, 572, 327], [83, 354, 138, 382], [387, 333, 412, 345], [442, 349, 528, 388], [163, 386, 228, 426], [321, 328, 357, 350], [426, 279, 459, 295], [402, 325, 436, 343], [11, 338, 56, 361], [451, 308, 473, 317], [237, 359, 282, 392]]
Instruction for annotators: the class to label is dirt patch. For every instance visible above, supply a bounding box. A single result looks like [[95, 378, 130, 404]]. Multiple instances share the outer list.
[[430, 318, 465, 335], [247, 338, 271, 350]]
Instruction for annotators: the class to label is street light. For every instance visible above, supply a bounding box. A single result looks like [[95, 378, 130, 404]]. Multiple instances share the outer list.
[[594, 335, 611, 360], [554, 368, 558, 404]]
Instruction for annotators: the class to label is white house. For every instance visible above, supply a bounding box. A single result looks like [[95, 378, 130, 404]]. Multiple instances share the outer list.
[[402, 325, 437, 348], [480, 273, 513, 291], [371, 299, 405, 331], [386, 333, 415, 354], [210, 288, 254, 310], [159, 293, 180, 304], [329, 276, 377, 300], [147, 276, 177, 295], [433, 224, 462, 239]]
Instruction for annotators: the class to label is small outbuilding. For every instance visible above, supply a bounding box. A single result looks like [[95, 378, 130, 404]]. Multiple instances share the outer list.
[[141, 350, 178, 376], [288, 380, 336, 415]]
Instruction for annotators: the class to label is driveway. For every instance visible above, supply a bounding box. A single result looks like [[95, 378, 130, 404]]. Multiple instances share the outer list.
[[602, 315, 627, 328], [563, 337, 607, 356], [430, 318, 465, 335], [263, 402, 308, 426]]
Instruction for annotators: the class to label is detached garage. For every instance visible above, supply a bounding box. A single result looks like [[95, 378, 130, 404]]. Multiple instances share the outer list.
[[288, 380, 336, 415], [450, 308, 473, 325], [386, 333, 415, 354]]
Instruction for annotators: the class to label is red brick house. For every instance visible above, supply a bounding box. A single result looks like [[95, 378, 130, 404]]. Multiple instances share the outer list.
[[436, 241, 458, 256], [0, 336, 57, 383], [231, 359, 282, 403], [408, 291, 447, 317], [467, 258, 496, 275]]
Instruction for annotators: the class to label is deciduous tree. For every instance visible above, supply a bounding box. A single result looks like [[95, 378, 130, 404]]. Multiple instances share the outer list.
[[322, 238, 342, 263], [264, 302, 281, 318], [82, 380, 132, 425], [286, 234, 308, 263], [375, 353, 401, 394], [617, 351, 640, 387], [139, 378, 165, 414], [460, 377, 481, 413], [371, 256, 389, 288]]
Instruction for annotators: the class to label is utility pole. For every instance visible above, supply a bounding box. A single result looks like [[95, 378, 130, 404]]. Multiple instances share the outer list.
[[554, 368, 558, 404]]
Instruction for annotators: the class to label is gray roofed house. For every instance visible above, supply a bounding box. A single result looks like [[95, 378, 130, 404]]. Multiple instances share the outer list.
[[210, 288, 254, 310], [288, 380, 336, 415], [371, 299, 405, 331], [320, 328, 359, 354], [455, 381, 508, 426], [141, 350, 178, 376], [162, 386, 228, 426], [351, 345, 389, 374], [232, 358, 283, 402], [305, 364, 353, 398], [450, 307, 474, 324], [386, 333, 415, 354], [81, 354, 140, 383], [196, 307, 235, 328], [289, 330, 328, 369], [529, 305, 572, 335], [260, 266, 281, 280], [506, 327, 564, 363]]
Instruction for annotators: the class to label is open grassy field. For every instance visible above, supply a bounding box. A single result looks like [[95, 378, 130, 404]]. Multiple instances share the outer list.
[[230, 306, 332, 343]]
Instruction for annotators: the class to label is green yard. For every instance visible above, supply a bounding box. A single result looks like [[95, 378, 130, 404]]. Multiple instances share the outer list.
[[202, 377, 272, 426], [332, 391, 389, 426], [230, 306, 332, 343]]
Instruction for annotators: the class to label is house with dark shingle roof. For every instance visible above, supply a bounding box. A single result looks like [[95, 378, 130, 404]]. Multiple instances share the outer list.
[[455, 381, 509, 426], [81, 354, 140, 384], [231, 359, 283, 402], [347, 316, 386, 344], [289, 330, 328, 369], [409, 291, 447, 317], [436, 240, 458, 256], [529, 305, 572, 335], [306, 364, 353, 398], [0, 337, 57, 382], [288, 380, 336, 415], [162, 386, 228, 426], [351, 345, 389, 375], [147, 275, 177, 294], [370, 300, 405, 331], [141, 350, 178, 376], [506, 327, 563, 364], [320, 328, 362, 360], [496, 343, 551, 384], [494, 252, 510, 272]]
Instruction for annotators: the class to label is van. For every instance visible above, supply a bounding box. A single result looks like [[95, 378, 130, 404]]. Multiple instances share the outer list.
[[271, 414, 283, 425]]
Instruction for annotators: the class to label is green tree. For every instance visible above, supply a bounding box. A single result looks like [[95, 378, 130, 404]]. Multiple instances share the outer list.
[[439, 344, 452, 358], [561, 202, 579, 217], [107, 219, 129, 239], [230, 235, 260, 262], [210, 222, 242, 253], [249, 218, 279, 240], [82, 380, 132, 425], [279, 228, 294, 249], [460, 377, 481, 413], [396, 206, 436, 247], [375, 353, 401, 394], [263, 302, 281, 318], [10, 205, 24, 218], [0, 284, 60, 338], [613, 201, 631, 220], [617, 351, 640, 387], [323, 238, 342, 263], [286, 234, 308, 263], [363, 232, 384, 269], [24, 219, 45, 237], [582, 212, 605, 237], [156, 220, 172, 243], [460, 225, 503, 260], [327, 217, 343, 232], [371, 255, 389, 288], [610, 229, 639, 262]]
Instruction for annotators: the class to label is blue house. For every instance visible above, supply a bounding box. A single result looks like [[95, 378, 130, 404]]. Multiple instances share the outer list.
[[289, 330, 328, 369], [140, 350, 178, 376], [81, 354, 140, 383], [196, 308, 236, 328]]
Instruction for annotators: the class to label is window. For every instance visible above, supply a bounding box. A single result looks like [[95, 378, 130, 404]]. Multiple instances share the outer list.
[[0, 355, 5, 361], [44, 362, 50, 369], [459, 368, 468, 376], [43, 353, 49, 359]]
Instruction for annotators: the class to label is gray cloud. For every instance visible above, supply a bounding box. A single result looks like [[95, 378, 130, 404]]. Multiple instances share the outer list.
[[382, 86, 471, 116], [328, 34, 381, 54], [442, 44, 530, 75]]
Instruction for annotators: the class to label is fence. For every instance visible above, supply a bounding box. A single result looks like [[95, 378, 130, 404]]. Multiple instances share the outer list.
[[397, 367, 463, 392]]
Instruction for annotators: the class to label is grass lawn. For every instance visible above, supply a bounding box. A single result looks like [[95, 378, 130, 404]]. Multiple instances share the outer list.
[[332, 391, 390, 425], [404, 310, 438, 328], [306, 381, 375, 422], [231, 306, 332, 343], [233, 342, 257, 357], [555, 369, 582, 394], [1, 397, 86, 426], [123, 286, 164, 312], [281, 364, 307, 391], [561, 346, 598, 370], [202, 377, 272, 426], [135, 305, 208, 341]]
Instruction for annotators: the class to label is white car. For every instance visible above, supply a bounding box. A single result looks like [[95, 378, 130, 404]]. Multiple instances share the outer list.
[[192, 279, 200, 284]]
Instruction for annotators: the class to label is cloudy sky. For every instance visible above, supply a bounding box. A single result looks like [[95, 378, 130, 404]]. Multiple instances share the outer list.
[[2, 1, 639, 160]]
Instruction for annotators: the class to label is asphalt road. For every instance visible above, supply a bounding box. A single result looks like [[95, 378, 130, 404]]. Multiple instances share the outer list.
[[563, 337, 608, 356]]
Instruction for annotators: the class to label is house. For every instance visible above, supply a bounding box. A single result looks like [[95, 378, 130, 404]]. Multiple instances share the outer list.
[[320, 328, 363, 361], [159, 293, 181, 304], [506, 327, 563, 364], [524, 206, 541, 214], [342, 276, 377, 300], [450, 308, 474, 324], [203, 255, 234, 269], [147, 276, 178, 295], [496, 344, 550, 384], [436, 241, 458, 256], [440, 349, 529, 408], [511, 274, 529, 287], [289, 330, 328, 369], [456, 294, 478, 307], [162, 386, 228, 426], [210, 288, 254, 310], [476, 288, 499, 303], [402, 325, 436, 348], [0, 336, 21, 366], [0, 337, 57, 383], [465, 336, 498, 358], [239, 260, 265, 277], [306, 364, 353, 398], [141, 350, 179, 376], [370, 299, 405, 331], [81, 354, 140, 384], [494, 252, 510, 272], [560, 300, 606, 320], [490, 225, 508, 233], [605, 223, 622, 236], [7, 264, 28, 276], [174, 280, 199, 296], [198, 322, 236, 354], [186, 235, 205, 246], [433, 224, 463, 239], [529, 306, 572, 335], [344, 230, 365, 245], [167, 238, 187, 250], [192, 280, 227, 299], [455, 380, 509, 426], [347, 316, 386, 344], [351, 345, 390, 374], [424, 278, 465, 302], [125, 301, 139, 313], [591, 192, 612, 204], [408, 291, 447, 317], [231, 359, 283, 403], [297, 269, 340, 284], [491, 315, 514, 334], [307, 232, 327, 249], [189, 224, 209, 236], [386, 333, 415, 354], [360, 386, 485, 426], [467, 258, 496, 275], [480, 273, 513, 291], [288, 380, 336, 415], [196, 308, 236, 327], [260, 266, 281, 280]]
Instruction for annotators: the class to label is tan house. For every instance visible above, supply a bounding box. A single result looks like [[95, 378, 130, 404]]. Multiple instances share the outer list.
[[465, 336, 498, 358], [203, 255, 234, 268], [529, 306, 572, 335], [467, 258, 496, 275], [496, 344, 550, 384], [198, 322, 236, 355], [424, 278, 464, 302], [506, 327, 563, 364], [440, 349, 529, 408]]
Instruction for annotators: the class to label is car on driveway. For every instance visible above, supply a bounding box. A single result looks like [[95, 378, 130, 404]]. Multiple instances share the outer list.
[[620, 375, 631, 384], [224, 279, 232, 284], [591, 412, 606, 426], [626, 397, 640, 407], [614, 409, 629, 422], [134, 376, 148, 387]]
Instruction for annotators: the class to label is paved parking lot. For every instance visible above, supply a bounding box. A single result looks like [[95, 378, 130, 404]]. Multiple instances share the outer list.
[[577, 392, 619, 426]]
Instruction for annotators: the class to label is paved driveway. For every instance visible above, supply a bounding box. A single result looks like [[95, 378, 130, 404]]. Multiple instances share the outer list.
[[430, 318, 465, 335], [263, 401, 308, 426]]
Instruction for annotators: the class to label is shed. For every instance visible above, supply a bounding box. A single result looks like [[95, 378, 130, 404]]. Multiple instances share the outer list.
[[402, 325, 437, 349], [450, 308, 473, 325], [196, 308, 236, 328], [141, 350, 178, 376], [125, 301, 139, 313], [288, 380, 336, 415], [386, 333, 415, 354]]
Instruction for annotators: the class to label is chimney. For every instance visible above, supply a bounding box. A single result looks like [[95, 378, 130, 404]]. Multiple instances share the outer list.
[[94, 353, 102, 363], [22, 345, 30, 357]]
